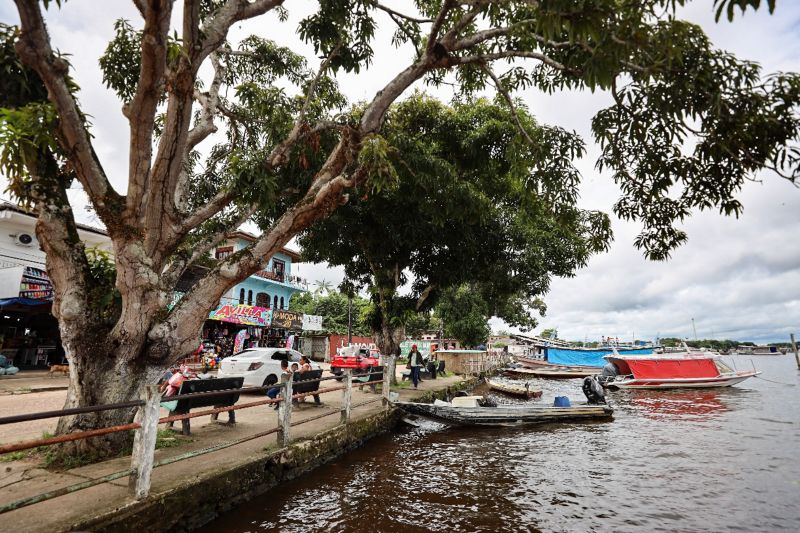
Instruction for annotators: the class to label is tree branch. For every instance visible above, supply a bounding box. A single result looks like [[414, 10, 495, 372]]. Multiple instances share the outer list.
[[176, 189, 236, 236], [125, 0, 174, 215], [196, 0, 285, 69], [449, 50, 570, 72], [375, 3, 433, 23], [162, 202, 259, 288], [427, 0, 456, 55], [481, 63, 535, 146], [13, 0, 122, 224], [186, 53, 226, 151]]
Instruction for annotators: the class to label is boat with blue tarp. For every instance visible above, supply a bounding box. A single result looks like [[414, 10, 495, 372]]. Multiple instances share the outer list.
[[518, 345, 657, 369]]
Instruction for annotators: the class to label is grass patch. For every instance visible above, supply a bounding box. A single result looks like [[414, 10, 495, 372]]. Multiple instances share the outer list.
[[155, 428, 193, 450], [0, 451, 27, 462]]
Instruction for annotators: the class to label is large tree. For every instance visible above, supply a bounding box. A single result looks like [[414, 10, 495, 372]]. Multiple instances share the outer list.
[[0, 1, 797, 454], [300, 95, 610, 356]]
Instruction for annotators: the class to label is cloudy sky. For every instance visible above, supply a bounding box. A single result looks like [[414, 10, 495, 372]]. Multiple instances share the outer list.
[[1, 1, 798, 343]]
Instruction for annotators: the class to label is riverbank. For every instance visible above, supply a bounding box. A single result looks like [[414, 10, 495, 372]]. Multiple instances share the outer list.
[[1, 370, 474, 533]]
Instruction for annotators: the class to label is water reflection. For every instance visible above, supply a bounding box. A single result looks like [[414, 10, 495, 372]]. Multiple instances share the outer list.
[[616, 388, 734, 421], [201, 357, 800, 533]]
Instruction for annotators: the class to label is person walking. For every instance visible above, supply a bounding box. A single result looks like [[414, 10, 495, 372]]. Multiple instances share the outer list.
[[408, 344, 423, 389]]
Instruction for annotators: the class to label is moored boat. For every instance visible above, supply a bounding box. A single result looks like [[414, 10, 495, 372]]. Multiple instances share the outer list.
[[486, 378, 542, 399], [395, 395, 613, 426], [518, 345, 657, 370], [599, 350, 759, 390], [505, 366, 597, 379]]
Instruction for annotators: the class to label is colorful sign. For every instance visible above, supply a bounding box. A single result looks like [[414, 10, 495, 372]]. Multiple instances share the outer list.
[[208, 304, 272, 327], [271, 309, 303, 330]]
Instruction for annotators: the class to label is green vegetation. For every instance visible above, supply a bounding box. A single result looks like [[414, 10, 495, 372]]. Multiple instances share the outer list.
[[290, 290, 372, 337], [301, 96, 608, 352], [155, 428, 193, 450]]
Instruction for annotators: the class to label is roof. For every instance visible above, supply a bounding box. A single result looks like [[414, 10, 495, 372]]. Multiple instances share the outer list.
[[0, 201, 108, 237], [226, 231, 302, 261]]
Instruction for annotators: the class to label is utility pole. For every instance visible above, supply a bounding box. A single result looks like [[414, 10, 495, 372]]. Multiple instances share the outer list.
[[347, 294, 353, 345], [691, 318, 698, 341]]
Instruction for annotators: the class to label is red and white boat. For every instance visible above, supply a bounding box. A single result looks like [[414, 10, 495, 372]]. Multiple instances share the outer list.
[[599, 349, 760, 390]]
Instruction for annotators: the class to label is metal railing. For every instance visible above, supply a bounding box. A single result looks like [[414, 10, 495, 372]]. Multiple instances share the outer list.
[[0, 361, 396, 514]]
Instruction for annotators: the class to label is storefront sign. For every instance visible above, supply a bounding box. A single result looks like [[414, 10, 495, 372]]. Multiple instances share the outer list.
[[302, 314, 323, 331], [271, 309, 303, 330], [208, 304, 272, 327]]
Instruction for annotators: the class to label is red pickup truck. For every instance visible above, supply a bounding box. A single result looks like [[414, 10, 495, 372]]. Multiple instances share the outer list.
[[330, 346, 381, 377]]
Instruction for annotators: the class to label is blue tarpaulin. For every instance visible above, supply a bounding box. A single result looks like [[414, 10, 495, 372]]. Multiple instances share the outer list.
[[0, 297, 51, 307], [545, 347, 654, 367]]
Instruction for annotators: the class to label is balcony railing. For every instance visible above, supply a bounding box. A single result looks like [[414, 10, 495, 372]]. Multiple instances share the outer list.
[[252, 270, 308, 289]]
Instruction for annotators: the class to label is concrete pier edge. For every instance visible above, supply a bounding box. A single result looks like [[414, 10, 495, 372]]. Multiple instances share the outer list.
[[71, 378, 476, 533]]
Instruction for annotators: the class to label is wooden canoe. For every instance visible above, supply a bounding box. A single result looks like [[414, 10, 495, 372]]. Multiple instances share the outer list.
[[395, 401, 613, 427], [504, 366, 597, 379], [486, 378, 543, 399]]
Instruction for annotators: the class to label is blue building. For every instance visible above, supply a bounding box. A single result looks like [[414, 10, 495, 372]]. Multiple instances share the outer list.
[[214, 231, 306, 310]]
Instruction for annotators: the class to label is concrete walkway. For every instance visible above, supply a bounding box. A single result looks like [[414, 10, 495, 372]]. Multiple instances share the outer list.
[[0, 368, 470, 533]]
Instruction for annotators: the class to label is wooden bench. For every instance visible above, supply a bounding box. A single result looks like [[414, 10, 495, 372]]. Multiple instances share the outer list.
[[164, 377, 244, 435], [355, 365, 384, 392], [292, 369, 323, 405]]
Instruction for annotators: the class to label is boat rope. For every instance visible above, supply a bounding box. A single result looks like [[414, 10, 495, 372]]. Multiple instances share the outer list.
[[753, 375, 796, 386]]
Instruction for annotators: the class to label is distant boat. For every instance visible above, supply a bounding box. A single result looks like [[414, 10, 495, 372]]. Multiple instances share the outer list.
[[486, 378, 542, 399], [599, 349, 759, 390], [518, 345, 656, 369], [395, 396, 613, 426]]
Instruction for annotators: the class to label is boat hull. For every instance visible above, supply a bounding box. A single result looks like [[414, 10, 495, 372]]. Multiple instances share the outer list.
[[604, 372, 758, 390], [395, 401, 613, 426], [505, 367, 596, 379], [486, 379, 543, 399]]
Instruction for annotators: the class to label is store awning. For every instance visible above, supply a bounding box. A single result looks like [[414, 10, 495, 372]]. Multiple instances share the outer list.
[[0, 297, 52, 307]]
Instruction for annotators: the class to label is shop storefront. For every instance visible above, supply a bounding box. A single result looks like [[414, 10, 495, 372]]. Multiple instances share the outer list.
[[0, 297, 65, 369], [269, 309, 305, 352], [202, 303, 273, 357]]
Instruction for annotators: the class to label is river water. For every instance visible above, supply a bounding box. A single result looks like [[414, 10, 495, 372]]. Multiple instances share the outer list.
[[200, 355, 800, 532]]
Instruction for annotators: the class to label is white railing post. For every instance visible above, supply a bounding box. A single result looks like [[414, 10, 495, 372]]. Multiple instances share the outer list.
[[382, 357, 394, 409], [129, 385, 160, 500], [277, 374, 293, 447], [340, 368, 352, 424]]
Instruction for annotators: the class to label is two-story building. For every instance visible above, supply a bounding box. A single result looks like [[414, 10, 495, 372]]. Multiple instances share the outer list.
[[214, 231, 306, 311], [202, 231, 307, 355]]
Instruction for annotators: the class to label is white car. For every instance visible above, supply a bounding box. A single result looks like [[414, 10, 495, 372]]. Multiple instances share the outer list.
[[217, 348, 319, 388]]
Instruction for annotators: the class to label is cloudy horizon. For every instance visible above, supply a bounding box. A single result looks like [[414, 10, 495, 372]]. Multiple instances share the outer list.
[[1, 1, 797, 344]]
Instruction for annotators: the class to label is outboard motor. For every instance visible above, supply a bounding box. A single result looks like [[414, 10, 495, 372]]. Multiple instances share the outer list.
[[601, 362, 619, 378], [582, 376, 607, 405]]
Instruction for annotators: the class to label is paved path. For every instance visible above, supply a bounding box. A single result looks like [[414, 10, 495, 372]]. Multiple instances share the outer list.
[[0, 367, 468, 532]]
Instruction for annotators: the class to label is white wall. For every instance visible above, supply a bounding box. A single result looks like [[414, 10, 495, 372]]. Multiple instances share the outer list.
[[0, 209, 111, 271]]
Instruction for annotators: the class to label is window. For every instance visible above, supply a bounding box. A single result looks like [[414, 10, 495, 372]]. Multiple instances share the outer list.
[[256, 292, 269, 308], [239, 288, 245, 305], [215, 246, 234, 260], [273, 295, 278, 309], [280, 296, 285, 309], [247, 290, 253, 305], [272, 259, 285, 282], [271, 351, 291, 361]]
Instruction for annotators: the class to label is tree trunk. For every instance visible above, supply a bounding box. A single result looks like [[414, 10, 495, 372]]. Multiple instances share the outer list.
[[54, 349, 165, 457], [373, 320, 405, 387]]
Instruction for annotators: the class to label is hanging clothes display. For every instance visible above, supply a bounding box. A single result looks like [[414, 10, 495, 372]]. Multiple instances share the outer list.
[[233, 329, 248, 354]]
